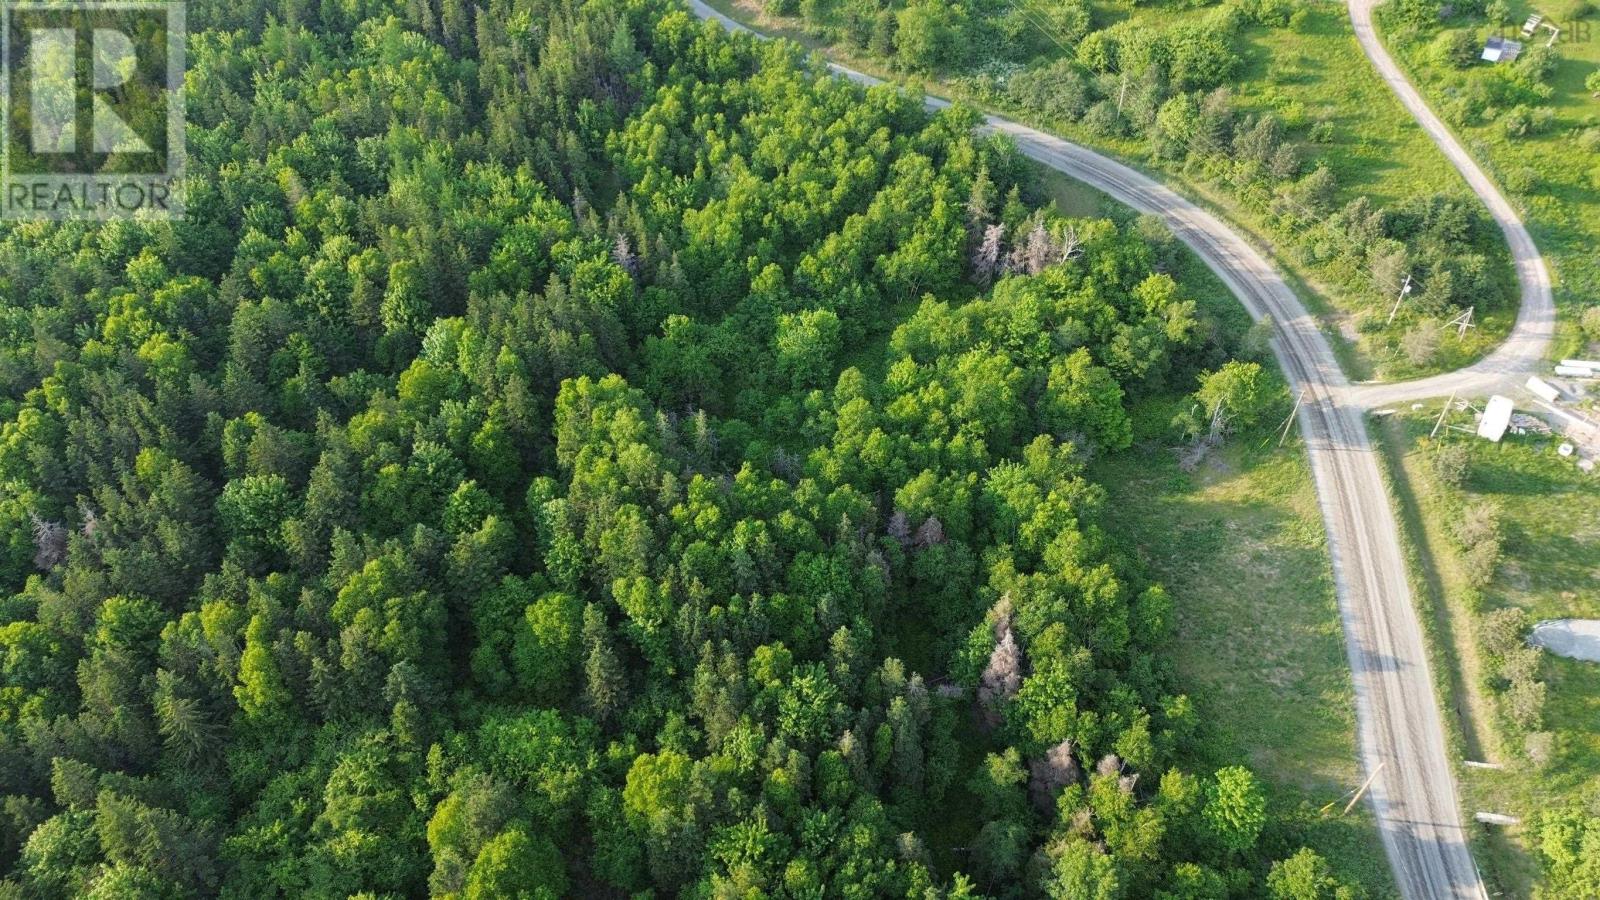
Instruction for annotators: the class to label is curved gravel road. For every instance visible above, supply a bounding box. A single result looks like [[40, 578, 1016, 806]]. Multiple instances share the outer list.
[[1346, 0, 1554, 409], [687, 2, 1559, 895]]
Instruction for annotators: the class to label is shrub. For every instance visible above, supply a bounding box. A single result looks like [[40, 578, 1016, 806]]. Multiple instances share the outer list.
[[1580, 304, 1600, 341], [1432, 29, 1478, 69], [1506, 676, 1546, 729], [1401, 324, 1440, 366], [1504, 166, 1539, 194], [1502, 644, 1543, 683], [1429, 441, 1471, 486], [1461, 538, 1503, 588], [1082, 100, 1127, 138], [1007, 60, 1092, 124], [1524, 730, 1553, 767], [1453, 499, 1501, 549], [1238, 0, 1298, 27], [1479, 606, 1529, 657]]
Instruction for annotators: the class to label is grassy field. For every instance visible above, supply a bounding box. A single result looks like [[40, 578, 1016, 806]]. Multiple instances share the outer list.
[[1374, 408, 1600, 896], [1091, 410, 1396, 897], [701, 0, 1519, 380], [1384, 0, 1600, 361]]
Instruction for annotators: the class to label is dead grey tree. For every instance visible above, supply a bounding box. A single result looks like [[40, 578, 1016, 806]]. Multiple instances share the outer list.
[[971, 223, 1005, 286], [911, 515, 945, 550], [1059, 223, 1083, 262], [886, 509, 911, 548], [1023, 219, 1057, 275], [1028, 738, 1080, 814], [612, 233, 639, 279], [30, 514, 67, 570], [978, 596, 1020, 730]]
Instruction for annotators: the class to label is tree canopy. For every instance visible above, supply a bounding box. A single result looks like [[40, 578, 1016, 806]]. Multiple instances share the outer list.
[[0, 0, 1355, 896]]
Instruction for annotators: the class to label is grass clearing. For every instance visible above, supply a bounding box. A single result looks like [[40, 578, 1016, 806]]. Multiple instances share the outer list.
[[1373, 407, 1600, 896], [1091, 415, 1396, 897]]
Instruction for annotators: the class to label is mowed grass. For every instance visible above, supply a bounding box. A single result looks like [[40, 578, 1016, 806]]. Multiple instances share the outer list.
[[1091, 414, 1396, 897], [1386, 0, 1600, 358], [1375, 408, 1600, 896]]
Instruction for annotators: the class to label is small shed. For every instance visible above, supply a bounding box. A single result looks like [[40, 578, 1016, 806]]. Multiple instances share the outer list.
[[1482, 36, 1523, 63], [1477, 394, 1514, 442]]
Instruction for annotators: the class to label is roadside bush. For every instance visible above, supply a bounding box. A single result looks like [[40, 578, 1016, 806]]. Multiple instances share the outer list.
[[1429, 441, 1472, 486], [1401, 324, 1441, 366], [1580, 304, 1600, 342], [1007, 60, 1092, 124], [1461, 538, 1503, 587], [1453, 500, 1503, 588], [1082, 100, 1127, 137], [1479, 606, 1529, 657], [1501, 644, 1542, 684], [1390, 0, 1444, 29], [1507, 676, 1547, 729], [1453, 499, 1501, 549], [1524, 730, 1554, 767]]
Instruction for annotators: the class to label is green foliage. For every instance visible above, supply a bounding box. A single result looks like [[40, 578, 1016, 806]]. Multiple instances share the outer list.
[[0, 0, 1327, 895], [1205, 766, 1268, 853], [1268, 847, 1358, 899], [1536, 803, 1600, 899], [1190, 360, 1282, 438]]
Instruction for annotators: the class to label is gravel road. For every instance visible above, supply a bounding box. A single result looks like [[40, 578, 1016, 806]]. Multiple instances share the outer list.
[[1345, 0, 1554, 411]]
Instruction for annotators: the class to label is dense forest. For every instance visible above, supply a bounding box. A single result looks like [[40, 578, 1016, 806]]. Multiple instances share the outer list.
[[0, 0, 1359, 895]]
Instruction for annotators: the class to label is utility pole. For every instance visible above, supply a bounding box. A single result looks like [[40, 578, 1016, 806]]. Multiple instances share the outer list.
[[1386, 273, 1414, 326], [1342, 761, 1387, 816], [1446, 306, 1475, 339], [1430, 390, 1458, 439], [1277, 388, 1306, 447]]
